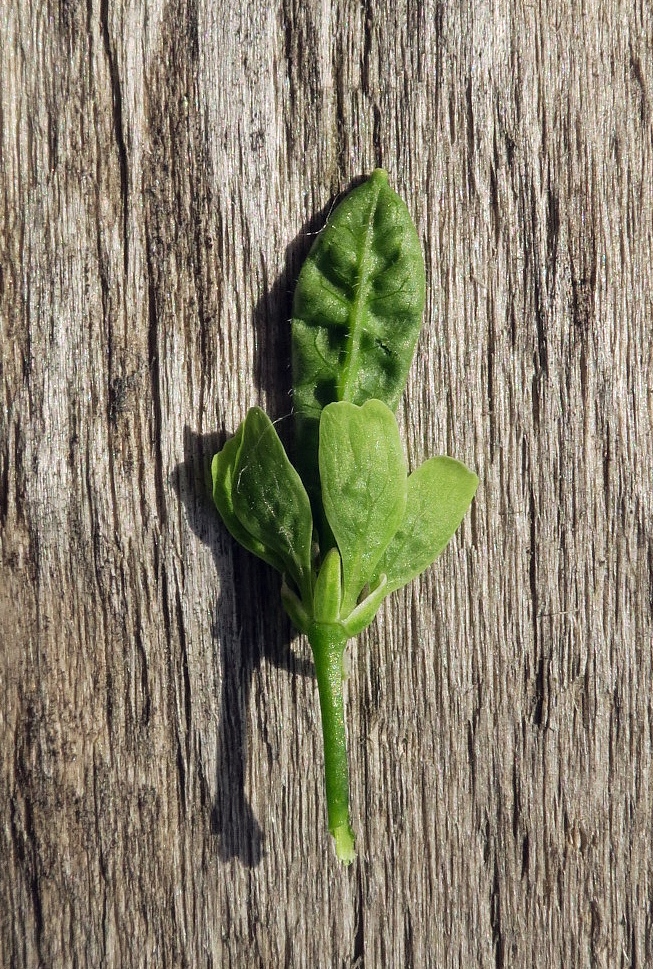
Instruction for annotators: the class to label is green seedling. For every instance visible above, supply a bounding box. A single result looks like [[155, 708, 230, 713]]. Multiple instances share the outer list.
[[211, 170, 478, 863]]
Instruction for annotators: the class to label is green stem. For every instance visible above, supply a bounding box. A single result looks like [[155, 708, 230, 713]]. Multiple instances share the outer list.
[[308, 621, 356, 863]]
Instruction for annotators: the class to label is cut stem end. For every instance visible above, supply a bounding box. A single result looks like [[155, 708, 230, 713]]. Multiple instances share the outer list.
[[333, 822, 356, 864]]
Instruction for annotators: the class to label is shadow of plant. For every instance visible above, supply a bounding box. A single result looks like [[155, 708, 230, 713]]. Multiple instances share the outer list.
[[172, 425, 313, 868], [170, 211, 335, 867]]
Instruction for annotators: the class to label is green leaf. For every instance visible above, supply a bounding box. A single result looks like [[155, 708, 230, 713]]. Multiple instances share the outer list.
[[341, 573, 388, 636], [312, 548, 343, 624], [211, 424, 286, 574], [292, 169, 426, 413], [372, 456, 478, 596], [291, 169, 425, 532], [319, 399, 407, 614], [216, 408, 314, 604]]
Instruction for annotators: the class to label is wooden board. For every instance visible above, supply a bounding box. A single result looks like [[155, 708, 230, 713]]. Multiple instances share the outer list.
[[2, 0, 652, 965]]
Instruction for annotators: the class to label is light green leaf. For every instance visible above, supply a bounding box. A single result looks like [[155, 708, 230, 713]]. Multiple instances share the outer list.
[[313, 548, 343, 624], [319, 399, 407, 614], [291, 169, 425, 535], [372, 456, 478, 596], [211, 425, 286, 574], [341, 573, 388, 636]]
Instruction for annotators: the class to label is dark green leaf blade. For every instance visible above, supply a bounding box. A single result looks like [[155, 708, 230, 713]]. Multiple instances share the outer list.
[[231, 408, 314, 603], [372, 456, 478, 596], [292, 169, 425, 529], [211, 424, 286, 574], [319, 399, 407, 614], [292, 169, 425, 413]]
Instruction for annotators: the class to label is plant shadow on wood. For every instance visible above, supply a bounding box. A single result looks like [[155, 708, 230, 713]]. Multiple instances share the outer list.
[[171, 214, 335, 867], [172, 426, 314, 868]]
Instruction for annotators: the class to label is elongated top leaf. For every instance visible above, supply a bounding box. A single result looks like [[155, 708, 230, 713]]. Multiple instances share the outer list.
[[292, 169, 425, 413], [319, 399, 407, 614], [371, 456, 479, 596], [292, 169, 425, 528]]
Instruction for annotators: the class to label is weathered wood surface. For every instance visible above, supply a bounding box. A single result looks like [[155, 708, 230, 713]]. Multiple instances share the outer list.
[[1, 1, 652, 966]]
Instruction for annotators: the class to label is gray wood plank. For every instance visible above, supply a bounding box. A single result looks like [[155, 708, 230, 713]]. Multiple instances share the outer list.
[[1, 0, 652, 965]]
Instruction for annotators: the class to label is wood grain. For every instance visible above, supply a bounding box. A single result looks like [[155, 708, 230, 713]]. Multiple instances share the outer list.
[[1, 1, 652, 965]]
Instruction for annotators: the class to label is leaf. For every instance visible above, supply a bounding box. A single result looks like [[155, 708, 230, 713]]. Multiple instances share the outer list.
[[291, 169, 425, 532], [371, 456, 478, 596], [215, 408, 314, 603], [211, 424, 286, 574], [341, 573, 388, 636], [319, 399, 407, 614], [292, 169, 426, 413], [312, 547, 343, 624]]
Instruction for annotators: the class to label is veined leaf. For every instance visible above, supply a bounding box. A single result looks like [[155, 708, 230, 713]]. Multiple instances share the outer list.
[[214, 408, 314, 603], [212, 424, 286, 574], [232, 408, 314, 603], [292, 169, 425, 531], [319, 400, 407, 614], [371, 456, 478, 596]]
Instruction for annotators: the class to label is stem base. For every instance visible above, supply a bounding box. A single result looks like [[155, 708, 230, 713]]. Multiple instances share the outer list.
[[333, 822, 356, 864], [308, 621, 356, 864]]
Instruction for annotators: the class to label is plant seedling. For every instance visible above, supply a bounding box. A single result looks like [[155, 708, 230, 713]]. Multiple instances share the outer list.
[[212, 170, 478, 863]]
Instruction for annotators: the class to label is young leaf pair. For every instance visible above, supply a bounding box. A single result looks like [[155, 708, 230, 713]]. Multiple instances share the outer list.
[[211, 169, 478, 863], [212, 400, 477, 636]]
